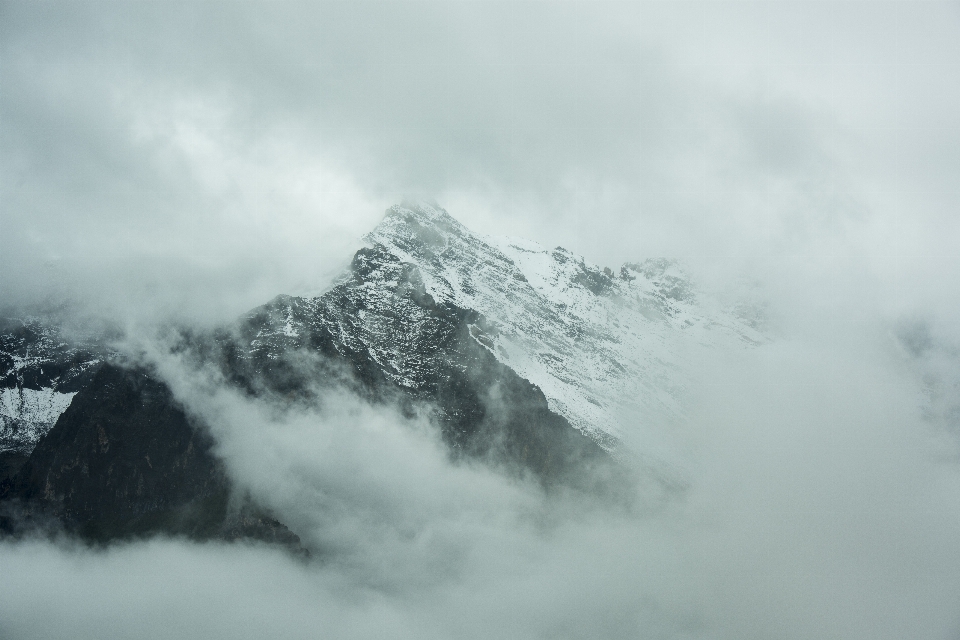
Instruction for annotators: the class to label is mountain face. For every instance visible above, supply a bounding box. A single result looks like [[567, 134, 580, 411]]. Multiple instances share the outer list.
[[1, 202, 762, 544], [2, 363, 301, 547], [0, 317, 111, 481], [5, 364, 228, 540], [357, 203, 763, 450]]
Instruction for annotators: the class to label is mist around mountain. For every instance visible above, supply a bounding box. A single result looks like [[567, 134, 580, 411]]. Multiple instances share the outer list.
[[4, 2, 960, 639], [2, 202, 960, 640], [3, 201, 752, 541]]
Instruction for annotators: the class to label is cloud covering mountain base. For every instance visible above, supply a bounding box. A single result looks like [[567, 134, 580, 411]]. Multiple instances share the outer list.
[[3, 319, 960, 640]]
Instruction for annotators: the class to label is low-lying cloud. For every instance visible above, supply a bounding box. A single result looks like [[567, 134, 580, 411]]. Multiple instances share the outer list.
[[5, 306, 960, 639]]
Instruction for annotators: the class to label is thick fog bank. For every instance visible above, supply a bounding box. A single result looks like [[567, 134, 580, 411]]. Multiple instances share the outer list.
[[4, 314, 960, 640], [4, 1, 959, 324]]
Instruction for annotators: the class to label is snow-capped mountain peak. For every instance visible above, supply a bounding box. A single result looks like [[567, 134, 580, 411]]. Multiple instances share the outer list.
[[361, 202, 763, 451], [2, 202, 764, 468]]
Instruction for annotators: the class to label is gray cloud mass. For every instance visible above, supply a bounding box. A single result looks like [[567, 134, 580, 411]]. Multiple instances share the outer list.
[[2, 1, 960, 639]]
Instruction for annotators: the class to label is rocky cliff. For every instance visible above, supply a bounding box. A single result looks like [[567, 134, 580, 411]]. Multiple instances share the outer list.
[[1, 202, 763, 545]]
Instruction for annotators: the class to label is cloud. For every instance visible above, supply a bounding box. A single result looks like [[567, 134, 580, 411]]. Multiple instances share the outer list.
[[3, 2, 960, 638], [5, 0, 958, 320], [5, 315, 960, 639]]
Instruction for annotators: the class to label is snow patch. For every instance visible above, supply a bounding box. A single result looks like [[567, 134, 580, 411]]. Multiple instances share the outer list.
[[0, 387, 77, 454]]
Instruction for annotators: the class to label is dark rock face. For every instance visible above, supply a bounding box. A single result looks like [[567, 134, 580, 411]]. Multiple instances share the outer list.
[[573, 260, 615, 295], [624, 259, 695, 303], [1, 315, 111, 463], [0, 452, 29, 487], [187, 244, 615, 487], [0, 364, 299, 548], [0, 316, 107, 394]]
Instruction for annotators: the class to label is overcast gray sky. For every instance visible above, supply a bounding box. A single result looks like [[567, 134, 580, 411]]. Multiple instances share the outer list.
[[3, 0, 958, 324]]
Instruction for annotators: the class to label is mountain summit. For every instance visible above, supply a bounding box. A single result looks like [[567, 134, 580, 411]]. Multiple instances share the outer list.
[[360, 201, 763, 449], [1, 202, 763, 543]]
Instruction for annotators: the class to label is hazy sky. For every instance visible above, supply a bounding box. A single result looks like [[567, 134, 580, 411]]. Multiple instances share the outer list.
[[2, 0, 958, 323], [3, 2, 960, 639]]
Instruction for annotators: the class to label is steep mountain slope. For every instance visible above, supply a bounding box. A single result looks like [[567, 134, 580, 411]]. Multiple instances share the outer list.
[[1, 363, 302, 547], [1, 201, 764, 542], [0, 317, 110, 480], [3, 364, 227, 539], [193, 247, 614, 486], [362, 202, 763, 451], [202, 201, 764, 486]]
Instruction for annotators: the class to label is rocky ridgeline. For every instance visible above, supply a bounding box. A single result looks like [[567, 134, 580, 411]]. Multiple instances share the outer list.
[[0, 316, 112, 480], [360, 203, 763, 450], [1, 202, 763, 546]]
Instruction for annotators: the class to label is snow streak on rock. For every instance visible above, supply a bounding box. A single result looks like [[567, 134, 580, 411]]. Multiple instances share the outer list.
[[0, 318, 107, 455]]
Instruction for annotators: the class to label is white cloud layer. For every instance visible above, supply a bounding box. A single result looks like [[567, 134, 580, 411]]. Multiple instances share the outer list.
[[3, 1, 958, 322], [4, 323, 960, 639]]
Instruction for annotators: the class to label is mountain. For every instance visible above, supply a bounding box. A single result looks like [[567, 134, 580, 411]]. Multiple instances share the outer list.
[[358, 202, 763, 450], [1, 202, 763, 544], [0, 316, 112, 481]]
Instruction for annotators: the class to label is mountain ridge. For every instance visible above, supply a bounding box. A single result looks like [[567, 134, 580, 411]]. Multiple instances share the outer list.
[[1, 201, 763, 544], [360, 202, 764, 450]]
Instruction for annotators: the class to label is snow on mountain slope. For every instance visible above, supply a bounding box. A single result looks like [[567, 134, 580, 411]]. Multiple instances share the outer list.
[[363, 202, 765, 452], [1, 203, 764, 469], [0, 388, 77, 455], [0, 317, 107, 456]]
